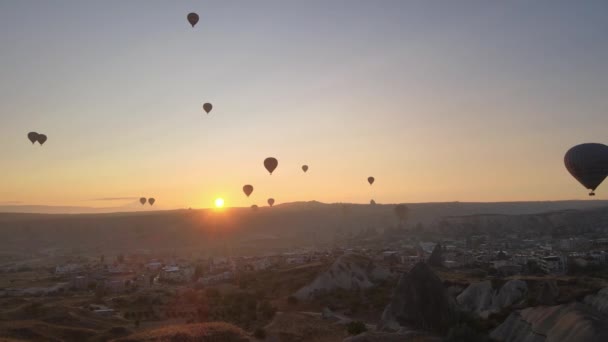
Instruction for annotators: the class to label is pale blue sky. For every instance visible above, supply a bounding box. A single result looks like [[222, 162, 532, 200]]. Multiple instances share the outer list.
[[1, 1, 607, 209]]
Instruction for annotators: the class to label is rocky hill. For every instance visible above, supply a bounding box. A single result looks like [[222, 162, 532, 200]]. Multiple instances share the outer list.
[[294, 254, 390, 299]]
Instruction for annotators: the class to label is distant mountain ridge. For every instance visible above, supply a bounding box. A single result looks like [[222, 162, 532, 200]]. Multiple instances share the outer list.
[[1, 199, 608, 215]]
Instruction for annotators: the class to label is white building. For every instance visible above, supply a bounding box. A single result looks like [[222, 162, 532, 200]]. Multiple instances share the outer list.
[[538, 256, 566, 274], [55, 264, 83, 275]]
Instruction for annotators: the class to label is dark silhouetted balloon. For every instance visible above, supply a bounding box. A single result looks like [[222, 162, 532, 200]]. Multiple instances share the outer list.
[[203, 103, 212, 114], [27, 132, 38, 144], [243, 185, 254, 197], [37, 134, 47, 145], [267, 198, 275, 207], [148, 198, 155, 206], [368, 177, 375, 185], [264, 157, 278, 175], [394, 204, 408, 223], [564, 143, 608, 196], [140, 198, 147, 205], [370, 199, 376, 205], [302, 165, 308, 172], [251, 204, 258, 211], [187, 12, 199, 27]]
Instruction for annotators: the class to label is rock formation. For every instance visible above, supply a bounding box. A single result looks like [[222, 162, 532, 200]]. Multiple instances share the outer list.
[[536, 280, 559, 306], [584, 287, 608, 314], [294, 254, 390, 299], [427, 243, 444, 267], [490, 303, 608, 342], [457, 279, 527, 318], [380, 262, 455, 333]]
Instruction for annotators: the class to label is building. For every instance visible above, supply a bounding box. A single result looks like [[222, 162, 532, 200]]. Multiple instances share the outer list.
[[55, 264, 83, 275], [538, 255, 567, 274]]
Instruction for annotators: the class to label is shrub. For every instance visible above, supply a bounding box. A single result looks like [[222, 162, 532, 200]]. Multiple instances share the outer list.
[[346, 321, 367, 335]]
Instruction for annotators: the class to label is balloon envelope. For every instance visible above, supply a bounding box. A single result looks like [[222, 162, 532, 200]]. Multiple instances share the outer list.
[[243, 185, 254, 197], [203, 103, 212, 114], [264, 157, 278, 175], [564, 143, 608, 194], [267, 198, 275, 207], [140, 198, 147, 205], [368, 177, 375, 185], [251, 204, 259, 211], [37, 134, 47, 145], [148, 198, 155, 205], [302, 165, 308, 172], [27, 132, 38, 144], [187, 12, 199, 27]]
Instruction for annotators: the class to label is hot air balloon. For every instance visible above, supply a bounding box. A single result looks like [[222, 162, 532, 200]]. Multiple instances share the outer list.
[[302, 165, 308, 173], [251, 204, 259, 211], [37, 134, 47, 145], [187, 12, 199, 27], [564, 143, 608, 196], [203, 103, 212, 114], [267, 198, 275, 207], [394, 204, 408, 224], [243, 185, 254, 197], [140, 197, 147, 205], [148, 198, 156, 206], [264, 157, 278, 175], [27, 132, 38, 144], [368, 177, 375, 185]]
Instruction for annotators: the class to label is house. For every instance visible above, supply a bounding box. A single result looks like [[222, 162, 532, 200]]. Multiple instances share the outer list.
[[159, 266, 194, 283], [538, 256, 566, 274], [251, 258, 273, 271], [198, 271, 233, 285], [71, 275, 90, 290], [55, 264, 83, 275]]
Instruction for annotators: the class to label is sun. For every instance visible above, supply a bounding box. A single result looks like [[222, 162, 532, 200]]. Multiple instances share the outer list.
[[214, 198, 225, 208]]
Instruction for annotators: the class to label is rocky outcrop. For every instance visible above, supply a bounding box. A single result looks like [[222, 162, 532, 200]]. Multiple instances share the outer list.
[[584, 287, 608, 314], [427, 243, 444, 267], [456, 280, 527, 318], [294, 254, 390, 299], [380, 262, 455, 333], [536, 280, 559, 306], [490, 303, 608, 342]]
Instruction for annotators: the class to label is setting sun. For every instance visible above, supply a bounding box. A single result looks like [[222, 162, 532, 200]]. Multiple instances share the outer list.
[[215, 198, 225, 208]]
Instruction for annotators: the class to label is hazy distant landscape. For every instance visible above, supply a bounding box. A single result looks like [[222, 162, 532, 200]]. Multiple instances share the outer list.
[[2, 200, 608, 254]]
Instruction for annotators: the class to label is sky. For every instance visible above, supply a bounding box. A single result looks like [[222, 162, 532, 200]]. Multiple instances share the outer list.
[[1, 0, 608, 210]]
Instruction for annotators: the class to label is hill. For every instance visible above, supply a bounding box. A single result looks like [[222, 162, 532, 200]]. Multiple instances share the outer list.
[[1, 201, 608, 254]]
